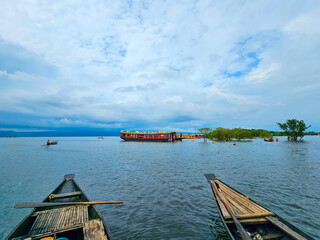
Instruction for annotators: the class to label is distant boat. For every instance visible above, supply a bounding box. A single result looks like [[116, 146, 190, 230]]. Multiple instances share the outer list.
[[5, 174, 113, 240], [47, 140, 58, 145], [264, 138, 274, 142], [181, 134, 202, 139], [120, 131, 182, 142], [98, 136, 104, 139], [205, 173, 314, 240]]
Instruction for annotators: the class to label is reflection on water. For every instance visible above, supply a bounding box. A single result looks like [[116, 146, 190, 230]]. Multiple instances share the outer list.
[[0, 136, 319, 239]]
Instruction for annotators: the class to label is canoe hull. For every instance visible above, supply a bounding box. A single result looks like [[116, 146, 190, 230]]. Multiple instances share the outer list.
[[204, 174, 315, 240], [264, 138, 274, 142], [6, 174, 112, 240]]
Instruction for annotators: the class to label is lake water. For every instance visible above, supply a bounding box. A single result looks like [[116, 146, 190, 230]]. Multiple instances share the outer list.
[[0, 136, 319, 239]]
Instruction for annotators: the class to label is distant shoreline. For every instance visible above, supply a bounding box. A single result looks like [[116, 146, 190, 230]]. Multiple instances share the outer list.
[[0, 135, 119, 138], [1, 135, 319, 138]]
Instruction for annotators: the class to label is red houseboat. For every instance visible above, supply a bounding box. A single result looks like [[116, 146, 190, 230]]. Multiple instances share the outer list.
[[120, 131, 182, 142]]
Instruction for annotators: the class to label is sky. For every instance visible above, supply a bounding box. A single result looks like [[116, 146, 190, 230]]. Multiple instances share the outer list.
[[0, 0, 320, 134]]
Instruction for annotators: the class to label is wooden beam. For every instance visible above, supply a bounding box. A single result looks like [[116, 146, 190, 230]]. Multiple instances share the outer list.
[[266, 216, 308, 240], [226, 217, 268, 225], [50, 191, 82, 199], [216, 180, 269, 213], [225, 212, 275, 220], [15, 201, 124, 208]]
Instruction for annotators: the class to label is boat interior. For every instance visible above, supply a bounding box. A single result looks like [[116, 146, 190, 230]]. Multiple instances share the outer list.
[[211, 179, 309, 240], [9, 175, 108, 240]]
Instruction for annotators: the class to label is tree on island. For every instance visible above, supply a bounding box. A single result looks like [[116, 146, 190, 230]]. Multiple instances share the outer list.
[[211, 127, 231, 141], [277, 119, 311, 141], [230, 128, 253, 141], [198, 127, 212, 142], [209, 128, 271, 141]]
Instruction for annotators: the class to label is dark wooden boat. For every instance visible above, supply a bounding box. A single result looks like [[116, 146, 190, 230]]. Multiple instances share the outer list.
[[6, 174, 113, 240], [264, 138, 274, 142], [205, 174, 314, 240], [47, 141, 58, 145]]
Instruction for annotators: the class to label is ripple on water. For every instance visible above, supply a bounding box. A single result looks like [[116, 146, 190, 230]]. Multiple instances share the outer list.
[[0, 136, 319, 239]]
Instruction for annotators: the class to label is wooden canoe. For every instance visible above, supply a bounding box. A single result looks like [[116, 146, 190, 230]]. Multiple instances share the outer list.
[[205, 174, 315, 240], [264, 138, 274, 142], [47, 141, 58, 145], [6, 174, 113, 240]]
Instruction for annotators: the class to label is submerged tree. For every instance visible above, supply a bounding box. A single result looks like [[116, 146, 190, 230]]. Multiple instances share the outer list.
[[198, 127, 212, 142], [211, 127, 231, 141], [277, 119, 311, 141], [209, 127, 255, 141], [230, 128, 253, 141]]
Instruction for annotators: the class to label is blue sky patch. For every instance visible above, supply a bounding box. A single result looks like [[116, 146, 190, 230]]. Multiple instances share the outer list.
[[0, 40, 58, 77]]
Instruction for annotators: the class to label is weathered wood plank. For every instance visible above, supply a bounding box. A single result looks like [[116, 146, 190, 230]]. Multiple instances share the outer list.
[[216, 180, 269, 213], [266, 216, 308, 240], [215, 190, 231, 218], [224, 194, 252, 215], [211, 180, 275, 220], [50, 191, 82, 200], [225, 212, 275, 220], [226, 217, 268, 224], [219, 186, 263, 213], [83, 219, 108, 240]]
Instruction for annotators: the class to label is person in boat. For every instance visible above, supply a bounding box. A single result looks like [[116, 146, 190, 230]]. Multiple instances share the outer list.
[[47, 139, 50, 144]]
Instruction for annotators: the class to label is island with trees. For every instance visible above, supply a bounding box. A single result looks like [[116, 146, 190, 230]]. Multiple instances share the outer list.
[[197, 119, 316, 142]]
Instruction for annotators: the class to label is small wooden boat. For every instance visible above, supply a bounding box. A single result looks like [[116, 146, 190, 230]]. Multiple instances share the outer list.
[[6, 174, 113, 240], [205, 174, 314, 240], [264, 138, 274, 142], [47, 141, 58, 145]]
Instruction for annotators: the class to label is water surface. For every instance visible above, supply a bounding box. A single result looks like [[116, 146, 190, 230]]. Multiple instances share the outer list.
[[0, 136, 319, 239]]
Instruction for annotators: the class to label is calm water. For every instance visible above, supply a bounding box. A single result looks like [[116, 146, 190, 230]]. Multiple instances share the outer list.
[[0, 136, 319, 239]]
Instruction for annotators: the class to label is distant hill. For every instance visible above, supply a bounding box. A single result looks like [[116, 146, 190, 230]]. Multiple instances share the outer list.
[[0, 130, 119, 137]]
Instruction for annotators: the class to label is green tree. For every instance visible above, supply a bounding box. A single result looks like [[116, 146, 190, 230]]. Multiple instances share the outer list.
[[211, 127, 231, 141], [198, 127, 212, 142], [277, 119, 311, 141], [258, 130, 271, 138], [230, 128, 253, 140], [306, 131, 317, 135]]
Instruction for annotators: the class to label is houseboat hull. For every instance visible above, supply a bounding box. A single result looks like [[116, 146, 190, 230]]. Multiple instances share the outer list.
[[120, 137, 170, 142], [120, 131, 181, 142]]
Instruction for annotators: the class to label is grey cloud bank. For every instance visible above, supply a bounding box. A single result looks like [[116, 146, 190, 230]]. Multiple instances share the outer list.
[[0, 0, 319, 132]]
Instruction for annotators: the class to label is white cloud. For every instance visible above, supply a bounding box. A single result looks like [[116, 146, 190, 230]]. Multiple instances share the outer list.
[[0, 0, 320, 130], [246, 62, 280, 83], [0, 70, 7, 77]]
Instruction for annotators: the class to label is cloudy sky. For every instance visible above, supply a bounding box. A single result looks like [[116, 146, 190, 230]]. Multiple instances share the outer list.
[[1, 0, 320, 133]]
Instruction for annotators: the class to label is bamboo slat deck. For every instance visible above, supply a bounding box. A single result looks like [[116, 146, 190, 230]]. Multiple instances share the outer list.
[[212, 180, 275, 220], [28, 205, 88, 237]]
